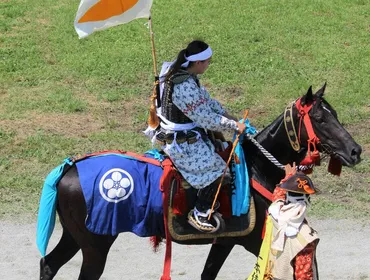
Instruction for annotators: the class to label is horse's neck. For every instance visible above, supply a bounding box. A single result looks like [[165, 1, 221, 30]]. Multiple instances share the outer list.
[[246, 114, 306, 192]]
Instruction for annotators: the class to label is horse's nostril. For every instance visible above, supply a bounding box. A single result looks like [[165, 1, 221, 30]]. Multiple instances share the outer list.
[[351, 145, 362, 162]]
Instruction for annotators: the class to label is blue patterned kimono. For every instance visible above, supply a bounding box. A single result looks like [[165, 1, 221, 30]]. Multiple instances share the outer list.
[[161, 76, 238, 189]]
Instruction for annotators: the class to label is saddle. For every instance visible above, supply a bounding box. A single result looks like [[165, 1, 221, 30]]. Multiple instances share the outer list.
[[164, 171, 256, 242]]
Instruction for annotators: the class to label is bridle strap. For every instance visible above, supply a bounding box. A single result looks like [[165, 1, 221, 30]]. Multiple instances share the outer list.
[[295, 99, 321, 166], [296, 99, 320, 145], [284, 101, 300, 151]]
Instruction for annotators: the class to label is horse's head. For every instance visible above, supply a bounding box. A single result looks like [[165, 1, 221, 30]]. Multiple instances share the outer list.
[[296, 84, 362, 167]]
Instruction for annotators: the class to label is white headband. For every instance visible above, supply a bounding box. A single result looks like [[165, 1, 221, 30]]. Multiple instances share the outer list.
[[181, 47, 213, 68]]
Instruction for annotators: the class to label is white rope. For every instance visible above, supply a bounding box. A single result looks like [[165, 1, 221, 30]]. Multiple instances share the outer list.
[[245, 134, 314, 171]]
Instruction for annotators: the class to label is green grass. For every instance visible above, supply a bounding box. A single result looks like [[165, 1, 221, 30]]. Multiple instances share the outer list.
[[1, 0, 369, 218]]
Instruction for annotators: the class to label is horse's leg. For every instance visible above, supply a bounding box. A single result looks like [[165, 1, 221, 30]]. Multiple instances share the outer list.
[[59, 200, 117, 280], [201, 243, 235, 280], [77, 234, 117, 280], [55, 165, 118, 280], [40, 226, 80, 280]]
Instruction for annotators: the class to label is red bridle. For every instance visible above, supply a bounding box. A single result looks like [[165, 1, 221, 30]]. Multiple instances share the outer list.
[[295, 99, 321, 166]]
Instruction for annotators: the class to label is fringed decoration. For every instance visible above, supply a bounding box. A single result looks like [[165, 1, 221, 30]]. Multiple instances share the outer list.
[[148, 81, 160, 129], [300, 139, 320, 167], [149, 236, 163, 253]]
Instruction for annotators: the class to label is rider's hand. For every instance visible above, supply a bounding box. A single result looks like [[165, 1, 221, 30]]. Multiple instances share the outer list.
[[236, 122, 246, 134]]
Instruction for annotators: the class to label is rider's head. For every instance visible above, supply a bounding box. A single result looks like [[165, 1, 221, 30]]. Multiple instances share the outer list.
[[166, 40, 213, 78]]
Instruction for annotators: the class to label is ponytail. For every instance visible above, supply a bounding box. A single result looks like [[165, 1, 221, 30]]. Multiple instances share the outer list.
[[165, 49, 187, 81]]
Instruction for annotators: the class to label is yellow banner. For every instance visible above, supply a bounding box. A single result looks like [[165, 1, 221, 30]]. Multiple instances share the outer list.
[[247, 216, 273, 280]]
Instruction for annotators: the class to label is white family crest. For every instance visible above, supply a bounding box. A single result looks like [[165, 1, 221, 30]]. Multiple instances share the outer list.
[[99, 168, 134, 203]]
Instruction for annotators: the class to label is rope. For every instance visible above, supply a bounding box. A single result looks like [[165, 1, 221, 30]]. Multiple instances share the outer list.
[[245, 134, 314, 172]]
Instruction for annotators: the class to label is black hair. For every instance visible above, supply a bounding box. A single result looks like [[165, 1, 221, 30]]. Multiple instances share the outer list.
[[165, 40, 209, 80]]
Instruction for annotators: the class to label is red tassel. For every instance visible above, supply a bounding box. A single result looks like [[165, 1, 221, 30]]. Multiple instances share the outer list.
[[149, 236, 163, 252], [328, 156, 342, 176], [311, 150, 321, 165], [300, 140, 320, 166]]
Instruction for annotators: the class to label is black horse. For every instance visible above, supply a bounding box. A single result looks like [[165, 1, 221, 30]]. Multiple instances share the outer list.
[[39, 84, 361, 280]]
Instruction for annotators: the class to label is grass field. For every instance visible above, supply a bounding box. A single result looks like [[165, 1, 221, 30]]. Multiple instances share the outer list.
[[1, 0, 369, 219]]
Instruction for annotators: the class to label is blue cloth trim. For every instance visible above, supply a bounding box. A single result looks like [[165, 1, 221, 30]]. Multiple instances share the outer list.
[[144, 149, 166, 162], [231, 119, 256, 216], [36, 158, 73, 256]]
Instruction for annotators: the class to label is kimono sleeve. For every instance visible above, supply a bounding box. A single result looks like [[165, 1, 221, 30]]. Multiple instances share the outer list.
[[200, 86, 225, 115], [173, 79, 237, 132]]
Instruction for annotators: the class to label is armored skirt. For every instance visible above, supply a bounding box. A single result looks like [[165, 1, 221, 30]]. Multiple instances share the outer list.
[[160, 76, 238, 189]]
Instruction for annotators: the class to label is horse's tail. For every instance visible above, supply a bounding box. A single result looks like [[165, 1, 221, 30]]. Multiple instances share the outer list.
[[36, 159, 73, 257]]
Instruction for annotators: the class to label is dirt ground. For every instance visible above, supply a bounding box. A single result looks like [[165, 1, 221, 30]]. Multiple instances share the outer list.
[[0, 218, 369, 280]]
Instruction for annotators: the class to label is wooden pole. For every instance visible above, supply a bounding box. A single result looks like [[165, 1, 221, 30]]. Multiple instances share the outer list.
[[147, 15, 160, 128], [208, 110, 249, 220], [148, 15, 158, 77]]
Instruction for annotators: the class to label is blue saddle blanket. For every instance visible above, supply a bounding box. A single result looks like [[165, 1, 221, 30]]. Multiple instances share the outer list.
[[76, 154, 165, 236]]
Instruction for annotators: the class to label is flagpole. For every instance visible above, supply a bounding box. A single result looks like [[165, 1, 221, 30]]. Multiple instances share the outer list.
[[147, 15, 160, 128], [148, 15, 158, 77]]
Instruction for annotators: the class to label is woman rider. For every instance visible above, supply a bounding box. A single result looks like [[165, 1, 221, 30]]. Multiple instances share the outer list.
[[155, 40, 246, 232]]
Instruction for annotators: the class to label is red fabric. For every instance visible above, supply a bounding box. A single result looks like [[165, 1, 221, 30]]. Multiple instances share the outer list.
[[172, 185, 187, 215], [72, 150, 162, 166], [218, 187, 232, 218], [217, 141, 232, 162], [159, 159, 180, 280], [293, 241, 316, 280]]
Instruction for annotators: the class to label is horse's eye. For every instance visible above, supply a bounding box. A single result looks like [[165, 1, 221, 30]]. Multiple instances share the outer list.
[[316, 114, 325, 123]]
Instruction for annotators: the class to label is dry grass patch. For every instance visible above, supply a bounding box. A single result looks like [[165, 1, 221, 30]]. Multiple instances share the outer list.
[[0, 112, 103, 139]]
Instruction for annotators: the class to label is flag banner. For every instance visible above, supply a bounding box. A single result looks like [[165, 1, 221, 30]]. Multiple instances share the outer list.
[[74, 0, 153, 38]]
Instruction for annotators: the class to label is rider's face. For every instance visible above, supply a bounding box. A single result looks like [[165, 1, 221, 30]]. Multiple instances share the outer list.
[[192, 57, 212, 74]]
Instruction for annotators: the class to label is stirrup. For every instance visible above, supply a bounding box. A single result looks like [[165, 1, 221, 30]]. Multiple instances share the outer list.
[[188, 208, 222, 233]]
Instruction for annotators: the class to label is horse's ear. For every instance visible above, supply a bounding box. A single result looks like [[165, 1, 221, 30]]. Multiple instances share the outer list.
[[315, 82, 327, 98], [301, 85, 313, 105]]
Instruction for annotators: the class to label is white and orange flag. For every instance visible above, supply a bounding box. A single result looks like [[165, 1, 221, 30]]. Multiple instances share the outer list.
[[74, 0, 153, 38]]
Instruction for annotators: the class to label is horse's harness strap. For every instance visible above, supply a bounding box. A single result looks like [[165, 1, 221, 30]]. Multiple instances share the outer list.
[[284, 101, 300, 151], [251, 179, 273, 201], [284, 99, 321, 154], [295, 99, 320, 145]]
